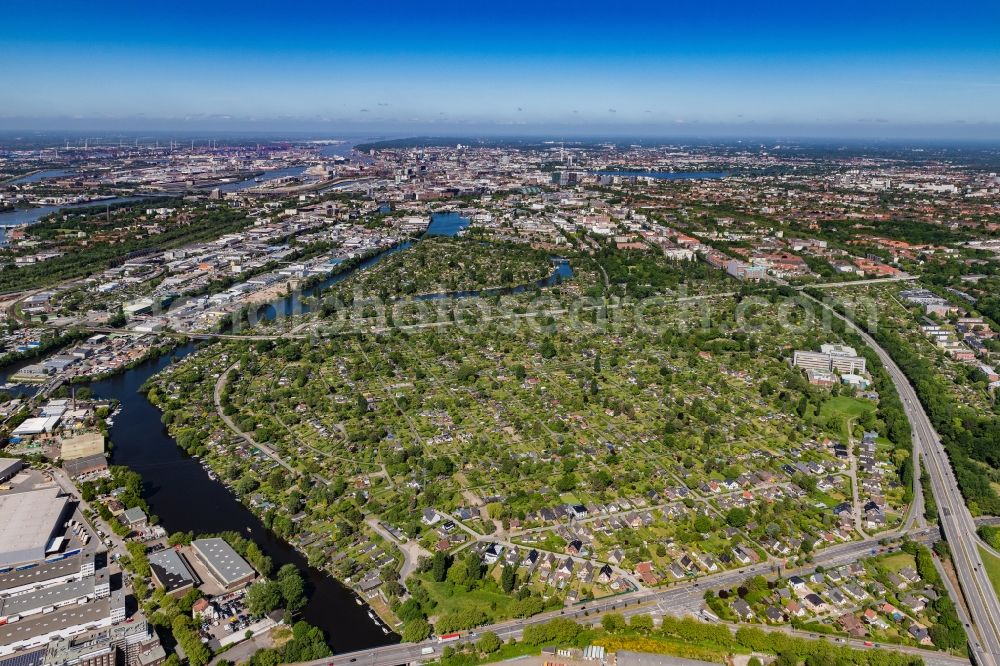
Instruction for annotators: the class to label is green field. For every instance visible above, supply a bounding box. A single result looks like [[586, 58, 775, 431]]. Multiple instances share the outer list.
[[422, 577, 515, 619], [978, 545, 1000, 600], [878, 551, 916, 573], [820, 396, 876, 440]]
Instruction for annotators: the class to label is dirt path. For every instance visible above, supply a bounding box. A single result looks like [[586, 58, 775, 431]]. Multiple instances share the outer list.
[[214, 362, 298, 477]]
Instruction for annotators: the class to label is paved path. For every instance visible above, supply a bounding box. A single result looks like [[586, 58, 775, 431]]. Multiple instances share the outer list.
[[843, 418, 869, 539], [365, 517, 430, 585], [214, 362, 298, 477], [797, 275, 919, 290]]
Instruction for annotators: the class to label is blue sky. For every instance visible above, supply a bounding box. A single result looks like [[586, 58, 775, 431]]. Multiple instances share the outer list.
[[3, 0, 1000, 137]]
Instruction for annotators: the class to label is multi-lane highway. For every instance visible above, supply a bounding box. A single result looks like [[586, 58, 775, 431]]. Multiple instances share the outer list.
[[295, 291, 1000, 666], [807, 294, 1000, 666]]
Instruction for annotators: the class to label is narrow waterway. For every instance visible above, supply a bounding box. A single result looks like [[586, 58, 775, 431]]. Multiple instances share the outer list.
[[0, 195, 174, 245], [0, 162, 314, 242], [213, 165, 310, 193], [70, 214, 471, 651], [86, 344, 396, 652], [6, 168, 75, 185], [3, 210, 569, 653]]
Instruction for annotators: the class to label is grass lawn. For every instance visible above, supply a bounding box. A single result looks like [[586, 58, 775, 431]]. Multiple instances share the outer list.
[[595, 635, 732, 664], [977, 545, 1000, 600], [820, 396, 876, 439], [421, 577, 515, 619], [878, 551, 916, 573], [515, 533, 567, 553]]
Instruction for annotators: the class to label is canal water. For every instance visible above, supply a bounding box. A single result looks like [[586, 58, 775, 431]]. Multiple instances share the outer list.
[[213, 165, 310, 194], [7, 168, 76, 185], [253, 212, 469, 319], [70, 213, 473, 651], [3, 209, 565, 653], [0, 163, 313, 241], [0, 143, 368, 242], [424, 211, 469, 236], [0, 195, 174, 245], [85, 344, 396, 652]]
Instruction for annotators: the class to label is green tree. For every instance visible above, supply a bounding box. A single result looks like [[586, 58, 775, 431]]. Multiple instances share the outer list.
[[397, 598, 425, 623], [430, 551, 449, 582], [477, 632, 502, 654], [278, 566, 307, 613], [245, 580, 283, 616], [172, 615, 211, 666], [500, 564, 517, 593], [126, 542, 150, 578], [629, 614, 654, 633], [401, 618, 431, 643], [601, 612, 626, 633], [726, 507, 749, 527], [556, 472, 577, 492]]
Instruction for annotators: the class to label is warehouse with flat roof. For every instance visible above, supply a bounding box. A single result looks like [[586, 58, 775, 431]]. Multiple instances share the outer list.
[[63, 454, 108, 480], [10, 417, 61, 438], [0, 571, 108, 620], [0, 551, 94, 597], [0, 588, 124, 657], [190, 539, 255, 591], [0, 459, 22, 484], [148, 550, 198, 597], [0, 488, 70, 568]]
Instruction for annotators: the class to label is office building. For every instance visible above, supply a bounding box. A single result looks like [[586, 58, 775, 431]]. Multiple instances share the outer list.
[[793, 346, 866, 375]]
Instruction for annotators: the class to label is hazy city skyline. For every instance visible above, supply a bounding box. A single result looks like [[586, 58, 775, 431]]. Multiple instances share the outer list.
[[3, 0, 1000, 138]]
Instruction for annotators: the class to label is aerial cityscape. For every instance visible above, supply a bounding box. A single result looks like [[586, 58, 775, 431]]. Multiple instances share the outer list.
[[2, 4, 1000, 666]]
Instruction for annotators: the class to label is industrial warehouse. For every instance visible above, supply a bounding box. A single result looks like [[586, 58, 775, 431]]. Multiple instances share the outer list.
[[0, 488, 71, 569], [0, 470, 148, 663]]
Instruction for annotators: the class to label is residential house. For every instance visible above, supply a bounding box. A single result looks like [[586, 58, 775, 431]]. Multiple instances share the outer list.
[[802, 593, 828, 614], [838, 613, 868, 638], [732, 599, 754, 621], [635, 561, 659, 586]]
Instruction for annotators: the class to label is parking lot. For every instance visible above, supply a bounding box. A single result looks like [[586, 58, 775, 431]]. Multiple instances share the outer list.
[[196, 590, 254, 644]]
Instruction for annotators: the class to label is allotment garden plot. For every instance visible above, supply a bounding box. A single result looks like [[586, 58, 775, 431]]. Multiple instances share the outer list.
[[210, 294, 911, 597]]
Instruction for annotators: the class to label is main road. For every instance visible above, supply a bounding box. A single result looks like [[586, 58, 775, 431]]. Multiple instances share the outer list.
[[291, 529, 942, 666], [804, 293, 1000, 666], [290, 287, 992, 666]]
